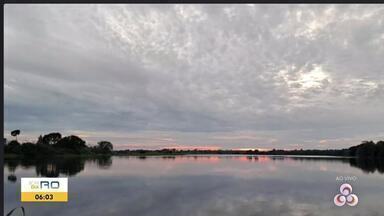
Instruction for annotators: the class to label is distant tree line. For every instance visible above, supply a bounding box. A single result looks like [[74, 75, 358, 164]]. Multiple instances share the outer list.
[[4, 129, 384, 158], [115, 141, 384, 158], [4, 130, 113, 156]]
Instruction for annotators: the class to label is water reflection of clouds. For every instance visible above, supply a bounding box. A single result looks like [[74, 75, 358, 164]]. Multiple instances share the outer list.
[[5, 156, 384, 179], [77, 156, 373, 179], [4, 156, 384, 216], [79, 156, 285, 178], [6, 172, 383, 216]]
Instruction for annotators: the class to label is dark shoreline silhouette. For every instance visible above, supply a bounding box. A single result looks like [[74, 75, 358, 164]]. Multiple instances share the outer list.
[[114, 140, 384, 158], [4, 131, 113, 157], [4, 131, 384, 183], [3, 130, 384, 159]]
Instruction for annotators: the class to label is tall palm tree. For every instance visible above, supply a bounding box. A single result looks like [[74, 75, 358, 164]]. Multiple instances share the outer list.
[[11, 130, 20, 141]]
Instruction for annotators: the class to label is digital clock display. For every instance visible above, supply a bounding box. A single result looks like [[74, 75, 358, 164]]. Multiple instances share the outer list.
[[34, 194, 54, 200]]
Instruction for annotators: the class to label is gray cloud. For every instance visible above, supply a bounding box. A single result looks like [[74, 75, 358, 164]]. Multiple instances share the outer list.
[[4, 4, 384, 149]]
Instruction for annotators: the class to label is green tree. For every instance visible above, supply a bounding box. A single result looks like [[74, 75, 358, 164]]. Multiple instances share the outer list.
[[6, 140, 21, 154], [376, 141, 384, 158], [356, 141, 376, 158], [43, 133, 62, 145], [21, 142, 37, 155], [55, 135, 87, 153], [97, 141, 113, 154], [36, 135, 44, 146]]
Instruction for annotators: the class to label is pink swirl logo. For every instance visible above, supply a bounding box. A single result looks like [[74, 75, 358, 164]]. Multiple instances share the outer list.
[[334, 183, 358, 207]]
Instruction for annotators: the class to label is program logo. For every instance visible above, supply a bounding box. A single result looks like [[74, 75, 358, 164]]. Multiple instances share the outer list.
[[21, 178, 68, 202], [334, 183, 358, 207]]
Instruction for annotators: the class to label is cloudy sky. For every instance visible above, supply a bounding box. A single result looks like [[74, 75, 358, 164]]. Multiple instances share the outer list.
[[4, 4, 384, 150]]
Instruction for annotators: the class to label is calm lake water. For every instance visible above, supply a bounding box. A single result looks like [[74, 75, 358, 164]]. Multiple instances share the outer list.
[[4, 155, 384, 216]]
